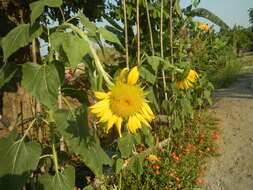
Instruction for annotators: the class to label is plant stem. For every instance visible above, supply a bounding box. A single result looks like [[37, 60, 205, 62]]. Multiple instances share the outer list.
[[145, 0, 155, 56], [160, 0, 168, 100], [119, 172, 122, 190], [20, 119, 36, 142], [136, 0, 141, 65], [39, 154, 53, 160], [59, 6, 65, 22], [63, 23, 114, 87], [123, 0, 129, 68], [50, 126, 59, 174]]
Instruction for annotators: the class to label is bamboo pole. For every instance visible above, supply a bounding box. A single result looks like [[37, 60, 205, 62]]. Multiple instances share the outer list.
[[123, 0, 129, 68], [136, 0, 140, 65], [144, 0, 155, 56], [160, 0, 168, 100]]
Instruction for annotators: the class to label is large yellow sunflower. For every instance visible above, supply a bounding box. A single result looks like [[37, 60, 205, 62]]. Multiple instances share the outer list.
[[176, 69, 199, 89], [90, 67, 155, 137]]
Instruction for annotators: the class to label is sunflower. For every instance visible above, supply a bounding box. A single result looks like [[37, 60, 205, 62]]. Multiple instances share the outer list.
[[198, 23, 210, 33], [176, 69, 199, 89], [90, 67, 155, 137]]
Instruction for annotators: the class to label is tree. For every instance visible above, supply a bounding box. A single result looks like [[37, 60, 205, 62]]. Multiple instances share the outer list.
[[249, 8, 253, 26]]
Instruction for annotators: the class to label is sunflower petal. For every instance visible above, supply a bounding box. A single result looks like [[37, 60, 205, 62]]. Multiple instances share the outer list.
[[106, 114, 118, 133], [94, 91, 110, 99], [116, 117, 123, 137], [97, 109, 113, 123], [128, 115, 141, 133], [127, 66, 139, 85], [119, 67, 129, 82], [136, 113, 151, 128]]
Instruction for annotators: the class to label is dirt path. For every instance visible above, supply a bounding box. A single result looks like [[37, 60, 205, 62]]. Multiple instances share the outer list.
[[202, 73, 253, 190]]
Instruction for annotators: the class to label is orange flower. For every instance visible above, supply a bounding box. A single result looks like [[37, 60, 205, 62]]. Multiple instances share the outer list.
[[196, 179, 204, 184], [152, 165, 161, 170]]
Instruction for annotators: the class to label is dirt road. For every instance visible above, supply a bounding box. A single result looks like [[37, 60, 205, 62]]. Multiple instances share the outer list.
[[202, 73, 253, 190]]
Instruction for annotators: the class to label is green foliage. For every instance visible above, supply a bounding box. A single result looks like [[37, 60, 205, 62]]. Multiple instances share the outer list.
[[0, 134, 42, 190], [211, 61, 242, 88], [22, 62, 63, 108], [2, 24, 43, 62], [249, 8, 253, 26], [0, 62, 18, 88], [37, 166, 75, 190], [118, 133, 141, 158], [53, 107, 112, 177], [185, 8, 229, 30], [30, 0, 63, 24], [50, 32, 89, 68]]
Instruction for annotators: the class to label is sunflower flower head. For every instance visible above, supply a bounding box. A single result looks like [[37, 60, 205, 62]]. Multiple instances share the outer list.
[[198, 23, 210, 33], [176, 69, 199, 90], [90, 67, 155, 137]]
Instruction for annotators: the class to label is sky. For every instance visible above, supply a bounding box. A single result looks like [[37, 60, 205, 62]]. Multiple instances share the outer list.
[[180, 0, 253, 28]]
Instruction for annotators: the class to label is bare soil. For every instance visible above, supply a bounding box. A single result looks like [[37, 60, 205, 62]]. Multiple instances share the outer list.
[[202, 72, 253, 190]]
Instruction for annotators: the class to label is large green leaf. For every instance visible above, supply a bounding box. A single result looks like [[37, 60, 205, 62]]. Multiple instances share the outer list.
[[139, 65, 156, 84], [78, 14, 97, 34], [98, 27, 122, 47], [53, 107, 112, 177], [118, 133, 141, 158], [30, 0, 63, 24], [22, 62, 62, 108], [0, 136, 42, 190], [0, 62, 18, 88], [37, 166, 75, 190], [128, 154, 145, 177], [50, 32, 89, 68], [2, 24, 43, 62], [186, 8, 229, 30]]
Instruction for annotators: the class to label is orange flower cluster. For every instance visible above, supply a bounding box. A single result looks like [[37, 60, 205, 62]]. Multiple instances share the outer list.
[[171, 152, 181, 161]]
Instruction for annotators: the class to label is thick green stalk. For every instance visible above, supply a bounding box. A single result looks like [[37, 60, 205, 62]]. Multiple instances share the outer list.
[[63, 23, 114, 87], [51, 126, 59, 174]]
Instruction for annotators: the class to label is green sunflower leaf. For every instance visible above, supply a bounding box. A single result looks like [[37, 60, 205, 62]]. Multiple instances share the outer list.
[[37, 166, 75, 190], [22, 62, 62, 108], [0, 62, 18, 88], [53, 107, 112, 177], [0, 136, 42, 190], [50, 32, 89, 68], [30, 0, 63, 24], [2, 24, 43, 62]]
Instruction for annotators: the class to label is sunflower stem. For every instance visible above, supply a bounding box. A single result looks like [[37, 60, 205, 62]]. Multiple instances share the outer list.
[[63, 23, 114, 87]]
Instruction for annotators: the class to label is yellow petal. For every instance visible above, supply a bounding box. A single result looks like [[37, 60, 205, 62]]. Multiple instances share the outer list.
[[142, 102, 154, 120], [128, 115, 141, 133], [90, 99, 110, 114], [97, 109, 113, 123], [127, 66, 139, 85], [116, 117, 123, 137], [94, 91, 110, 99], [119, 67, 129, 82], [136, 113, 151, 128], [106, 114, 118, 133]]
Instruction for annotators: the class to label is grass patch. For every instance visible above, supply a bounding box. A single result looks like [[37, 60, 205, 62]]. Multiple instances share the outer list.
[[210, 60, 242, 88]]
